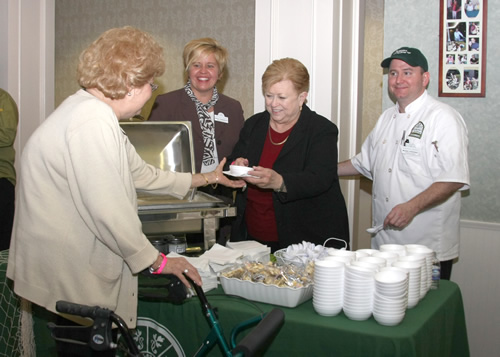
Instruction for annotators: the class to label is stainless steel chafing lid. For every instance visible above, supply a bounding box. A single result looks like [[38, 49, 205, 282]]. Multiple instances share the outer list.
[[120, 121, 195, 174], [119, 121, 223, 210]]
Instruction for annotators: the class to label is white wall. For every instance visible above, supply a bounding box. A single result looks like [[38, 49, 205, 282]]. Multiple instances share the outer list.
[[254, 0, 335, 117], [453, 221, 500, 357], [4, 0, 55, 175], [0, 1, 8, 90]]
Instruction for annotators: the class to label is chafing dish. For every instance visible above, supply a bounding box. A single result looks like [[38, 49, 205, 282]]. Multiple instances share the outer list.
[[120, 121, 236, 249]]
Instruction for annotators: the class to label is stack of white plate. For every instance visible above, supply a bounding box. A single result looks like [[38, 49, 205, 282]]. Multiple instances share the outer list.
[[405, 245, 434, 292], [343, 264, 377, 321], [392, 260, 422, 308], [312, 259, 345, 316], [373, 269, 409, 326]]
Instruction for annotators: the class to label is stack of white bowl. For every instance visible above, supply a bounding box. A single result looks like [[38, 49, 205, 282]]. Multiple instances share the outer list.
[[358, 256, 387, 270], [397, 254, 427, 300], [327, 249, 357, 265], [405, 245, 434, 291], [310, 243, 438, 324], [351, 260, 380, 271], [343, 264, 377, 321], [355, 248, 379, 256], [312, 259, 345, 316], [392, 260, 422, 308], [380, 244, 407, 257], [373, 269, 409, 326], [372, 251, 399, 267]]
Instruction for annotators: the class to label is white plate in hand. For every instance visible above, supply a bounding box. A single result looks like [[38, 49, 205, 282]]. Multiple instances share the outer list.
[[223, 171, 258, 178]]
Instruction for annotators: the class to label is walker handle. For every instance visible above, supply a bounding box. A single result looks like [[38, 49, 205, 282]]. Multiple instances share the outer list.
[[231, 308, 285, 357]]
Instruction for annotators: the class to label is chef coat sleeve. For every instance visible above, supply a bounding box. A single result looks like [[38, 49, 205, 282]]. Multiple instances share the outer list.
[[426, 107, 470, 190]]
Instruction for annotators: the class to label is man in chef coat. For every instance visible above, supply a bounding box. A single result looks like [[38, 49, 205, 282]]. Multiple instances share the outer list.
[[338, 47, 470, 280]]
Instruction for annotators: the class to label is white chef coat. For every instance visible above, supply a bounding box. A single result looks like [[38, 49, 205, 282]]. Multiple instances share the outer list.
[[352, 91, 469, 260]]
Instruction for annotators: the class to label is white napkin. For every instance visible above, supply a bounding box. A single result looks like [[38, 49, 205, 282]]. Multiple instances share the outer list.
[[226, 241, 271, 262], [202, 243, 244, 265]]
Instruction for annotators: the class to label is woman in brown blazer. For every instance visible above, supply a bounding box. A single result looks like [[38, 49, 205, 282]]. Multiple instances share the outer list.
[[149, 38, 245, 244]]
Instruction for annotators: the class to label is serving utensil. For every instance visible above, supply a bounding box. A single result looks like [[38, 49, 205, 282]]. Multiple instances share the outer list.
[[366, 224, 384, 234]]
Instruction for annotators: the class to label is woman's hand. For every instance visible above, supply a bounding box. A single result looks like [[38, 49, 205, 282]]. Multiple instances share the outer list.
[[231, 158, 249, 167], [162, 257, 202, 288], [192, 158, 246, 189], [215, 157, 246, 188], [242, 166, 283, 191]]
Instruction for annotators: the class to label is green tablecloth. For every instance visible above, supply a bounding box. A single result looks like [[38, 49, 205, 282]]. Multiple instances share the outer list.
[[30, 280, 469, 356], [133, 280, 469, 357]]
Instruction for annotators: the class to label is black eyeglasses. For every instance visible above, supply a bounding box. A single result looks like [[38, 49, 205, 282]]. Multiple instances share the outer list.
[[149, 82, 158, 92]]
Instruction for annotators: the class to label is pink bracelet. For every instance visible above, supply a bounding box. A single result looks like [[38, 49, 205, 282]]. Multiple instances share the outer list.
[[150, 253, 167, 275]]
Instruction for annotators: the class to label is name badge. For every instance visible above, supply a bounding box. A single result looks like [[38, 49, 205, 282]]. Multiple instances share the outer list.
[[215, 112, 229, 123], [401, 145, 419, 156]]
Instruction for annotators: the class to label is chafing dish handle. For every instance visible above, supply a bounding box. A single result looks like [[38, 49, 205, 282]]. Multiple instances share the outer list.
[[188, 187, 197, 201]]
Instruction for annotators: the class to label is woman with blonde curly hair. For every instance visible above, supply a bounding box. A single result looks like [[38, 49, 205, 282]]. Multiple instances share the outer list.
[[7, 26, 244, 356]]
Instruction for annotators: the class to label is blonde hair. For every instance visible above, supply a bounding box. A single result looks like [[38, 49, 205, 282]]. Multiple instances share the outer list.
[[261, 58, 310, 95], [77, 26, 165, 99], [183, 38, 228, 78]]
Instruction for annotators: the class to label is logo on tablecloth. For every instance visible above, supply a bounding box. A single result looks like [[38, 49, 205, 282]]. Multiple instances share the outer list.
[[121, 317, 185, 356]]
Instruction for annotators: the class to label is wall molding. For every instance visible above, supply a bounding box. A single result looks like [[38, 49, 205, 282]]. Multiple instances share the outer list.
[[461, 219, 500, 232]]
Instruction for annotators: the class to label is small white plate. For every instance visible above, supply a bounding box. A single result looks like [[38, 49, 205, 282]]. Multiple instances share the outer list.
[[223, 170, 258, 178]]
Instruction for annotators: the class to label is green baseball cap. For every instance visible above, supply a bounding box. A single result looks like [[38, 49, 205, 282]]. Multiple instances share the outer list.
[[381, 47, 428, 72]]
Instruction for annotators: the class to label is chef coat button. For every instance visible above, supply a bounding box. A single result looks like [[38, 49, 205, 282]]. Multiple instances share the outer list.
[[385, 197, 389, 202], [395, 140, 399, 145], [373, 194, 377, 198], [383, 140, 387, 144], [217, 140, 222, 145], [388, 168, 392, 173]]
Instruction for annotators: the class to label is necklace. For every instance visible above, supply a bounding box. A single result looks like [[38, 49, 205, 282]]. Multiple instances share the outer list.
[[268, 125, 289, 145]]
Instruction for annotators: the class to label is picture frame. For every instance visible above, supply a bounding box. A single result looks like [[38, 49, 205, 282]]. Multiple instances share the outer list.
[[438, 0, 487, 97]]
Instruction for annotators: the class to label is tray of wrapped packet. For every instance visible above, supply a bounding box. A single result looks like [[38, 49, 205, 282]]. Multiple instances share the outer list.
[[219, 261, 314, 308]]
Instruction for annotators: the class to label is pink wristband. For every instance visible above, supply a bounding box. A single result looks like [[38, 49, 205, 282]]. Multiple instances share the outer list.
[[150, 253, 167, 275]]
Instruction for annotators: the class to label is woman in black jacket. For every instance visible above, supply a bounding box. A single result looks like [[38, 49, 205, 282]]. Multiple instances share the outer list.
[[227, 58, 349, 252]]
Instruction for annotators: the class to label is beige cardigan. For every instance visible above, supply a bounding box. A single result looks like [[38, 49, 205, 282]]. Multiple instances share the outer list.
[[7, 90, 191, 327]]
